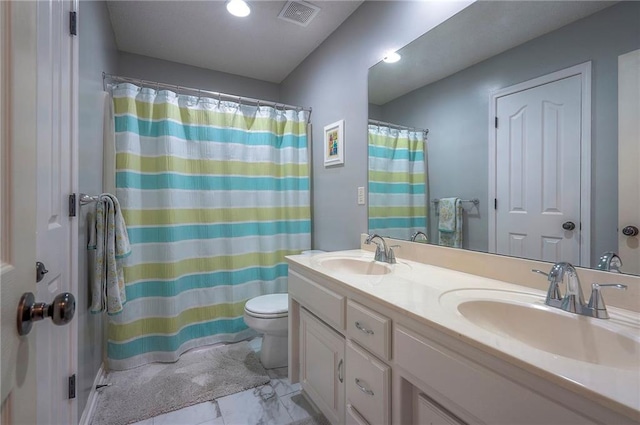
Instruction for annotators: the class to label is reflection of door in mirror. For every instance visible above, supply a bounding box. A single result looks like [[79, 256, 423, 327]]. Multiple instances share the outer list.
[[618, 49, 640, 275], [490, 64, 589, 265]]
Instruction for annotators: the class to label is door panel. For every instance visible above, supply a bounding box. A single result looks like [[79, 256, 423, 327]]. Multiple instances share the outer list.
[[0, 2, 39, 423], [618, 49, 640, 274], [496, 75, 582, 264]]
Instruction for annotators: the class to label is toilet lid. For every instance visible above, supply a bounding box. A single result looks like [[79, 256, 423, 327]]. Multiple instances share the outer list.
[[245, 294, 288, 316]]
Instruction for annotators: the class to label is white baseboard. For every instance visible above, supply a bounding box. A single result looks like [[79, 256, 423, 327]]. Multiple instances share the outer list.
[[79, 364, 107, 425]]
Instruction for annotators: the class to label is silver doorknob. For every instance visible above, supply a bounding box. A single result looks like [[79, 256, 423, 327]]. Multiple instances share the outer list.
[[17, 292, 76, 336], [562, 221, 576, 231], [622, 226, 639, 237]]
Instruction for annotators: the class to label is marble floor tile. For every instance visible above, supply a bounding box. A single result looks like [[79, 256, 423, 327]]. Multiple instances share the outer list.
[[153, 401, 221, 425], [129, 419, 154, 425], [279, 391, 319, 422], [268, 367, 300, 397], [217, 385, 292, 425]]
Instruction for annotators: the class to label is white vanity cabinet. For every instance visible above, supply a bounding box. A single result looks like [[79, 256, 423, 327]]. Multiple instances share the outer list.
[[287, 257, 638, 425], [289, 269, 392, 425]]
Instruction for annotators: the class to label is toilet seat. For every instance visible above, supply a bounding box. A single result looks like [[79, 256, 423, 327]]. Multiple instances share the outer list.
[[244, 294, 288, 319]]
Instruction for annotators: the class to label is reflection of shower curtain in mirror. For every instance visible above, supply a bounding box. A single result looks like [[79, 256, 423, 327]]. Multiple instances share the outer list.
[[368, 125, 427, 240], [106, 83, 310, 370]]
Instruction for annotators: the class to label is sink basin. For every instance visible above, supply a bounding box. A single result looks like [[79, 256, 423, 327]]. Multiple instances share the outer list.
[[316, 257, 392, 275], [441, 290, 640, 369]]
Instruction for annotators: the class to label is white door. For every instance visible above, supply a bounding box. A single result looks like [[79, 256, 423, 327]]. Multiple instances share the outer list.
[[35, 0, 78, 423], [494, 74, 582, 264], [618, 49, 640, 275], [1, 1, 78, 424], [1, 2, 40, 423]]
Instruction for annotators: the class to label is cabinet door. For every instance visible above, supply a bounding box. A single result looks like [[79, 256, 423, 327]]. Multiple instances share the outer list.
[[416, 393, 465, 425], [300, 307, 345, 425]]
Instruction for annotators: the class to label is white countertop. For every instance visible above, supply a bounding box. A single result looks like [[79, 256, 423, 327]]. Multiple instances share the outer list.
[[286, 249, 640, 421]]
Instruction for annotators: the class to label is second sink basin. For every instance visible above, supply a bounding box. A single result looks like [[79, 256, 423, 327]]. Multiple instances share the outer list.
[[316, 257, 392, 275], [440, 289, 640, 369]]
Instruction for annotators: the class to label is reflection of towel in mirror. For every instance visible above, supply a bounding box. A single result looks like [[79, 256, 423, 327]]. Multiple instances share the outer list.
[[90, 194, 131, 315], [438, 197, 462, 248]]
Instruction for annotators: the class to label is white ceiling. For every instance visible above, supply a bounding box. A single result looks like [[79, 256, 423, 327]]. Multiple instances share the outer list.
[[369, 1, 615, 105], [107, 0, 363, 83]]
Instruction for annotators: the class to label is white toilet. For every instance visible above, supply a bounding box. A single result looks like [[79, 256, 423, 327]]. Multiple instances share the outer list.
[[243, 293, 289, 369]]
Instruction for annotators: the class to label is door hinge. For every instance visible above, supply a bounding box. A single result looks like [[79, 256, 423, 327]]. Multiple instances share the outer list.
[[494, 117, 498, 129], [494, 198, 497, 210], [68, 374, 76, 399], [69, 11, 77, 36], [68, 193, 76, 217]]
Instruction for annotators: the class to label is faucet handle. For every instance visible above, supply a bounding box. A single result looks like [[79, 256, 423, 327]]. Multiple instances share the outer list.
[[587, 283, 627, 319], [387, 245, 400, 264], [531, 269, 549, 277], [532, 268, 562, 305]]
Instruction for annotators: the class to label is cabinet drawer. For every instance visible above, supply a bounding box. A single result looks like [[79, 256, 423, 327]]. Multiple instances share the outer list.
[[394, 325, 596, 424], [346, 404, 370, 425], [289, 270, 345, 330], [346, 340, 390, 425], [346, 299, 391, 360]]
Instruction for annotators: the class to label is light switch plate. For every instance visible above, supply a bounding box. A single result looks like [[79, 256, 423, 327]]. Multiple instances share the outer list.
[[357, 187, 366, 205]]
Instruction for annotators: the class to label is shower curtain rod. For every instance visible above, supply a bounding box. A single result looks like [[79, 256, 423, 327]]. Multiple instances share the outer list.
[[102, 72, 313, 123], [368, 119, 429, 136]]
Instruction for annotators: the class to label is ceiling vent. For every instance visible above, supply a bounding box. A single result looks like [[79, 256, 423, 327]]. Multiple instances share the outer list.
[[277, 1, 320, 27]]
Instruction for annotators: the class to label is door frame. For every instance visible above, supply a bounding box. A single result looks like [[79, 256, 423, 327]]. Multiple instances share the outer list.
[[488, 62, 592, 267], [618, 49, 640, 274]]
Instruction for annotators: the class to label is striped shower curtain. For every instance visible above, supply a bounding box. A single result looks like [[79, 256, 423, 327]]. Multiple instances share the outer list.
[[368, 125, 427, 240], [107, 83, 310, 370]]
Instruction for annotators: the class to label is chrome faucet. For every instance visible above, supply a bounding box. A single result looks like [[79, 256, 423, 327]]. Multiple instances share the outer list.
[[364, 234, 396, 264], [532, 262, 627, 319], [595, 251, 623, 273], [410, 231, 428, 242]]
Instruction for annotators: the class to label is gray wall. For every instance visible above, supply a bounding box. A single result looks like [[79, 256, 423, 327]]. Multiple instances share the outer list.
[[378, 2, 640, 264], [118, 52, 280, 102], [78, 0, 118, 416], [280, 1, 472, 251]]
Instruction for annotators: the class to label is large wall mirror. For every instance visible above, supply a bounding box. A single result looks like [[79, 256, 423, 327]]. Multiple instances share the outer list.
[[367, 1, 640, 275]]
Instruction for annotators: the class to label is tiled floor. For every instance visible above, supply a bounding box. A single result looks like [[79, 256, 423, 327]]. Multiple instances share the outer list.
[[128, 338, 322, 425]]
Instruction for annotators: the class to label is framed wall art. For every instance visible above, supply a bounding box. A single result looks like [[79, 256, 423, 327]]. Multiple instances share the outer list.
[[323, 119, 344, 167]]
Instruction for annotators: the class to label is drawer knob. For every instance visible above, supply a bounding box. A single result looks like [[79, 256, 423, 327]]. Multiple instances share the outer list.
[[355, 321, 375, 335], [355, 378, 375, 396]]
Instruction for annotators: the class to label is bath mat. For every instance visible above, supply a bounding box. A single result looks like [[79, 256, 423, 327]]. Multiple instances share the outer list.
[[91, 341, 270, 425]]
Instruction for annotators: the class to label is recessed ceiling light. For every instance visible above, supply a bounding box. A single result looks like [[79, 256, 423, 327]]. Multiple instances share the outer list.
[[382, 51, 401, 64], [227, 0, 251, 17]]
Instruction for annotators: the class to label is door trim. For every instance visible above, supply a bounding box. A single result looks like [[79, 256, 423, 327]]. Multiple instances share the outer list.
[[488, 62, 592, 267]]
